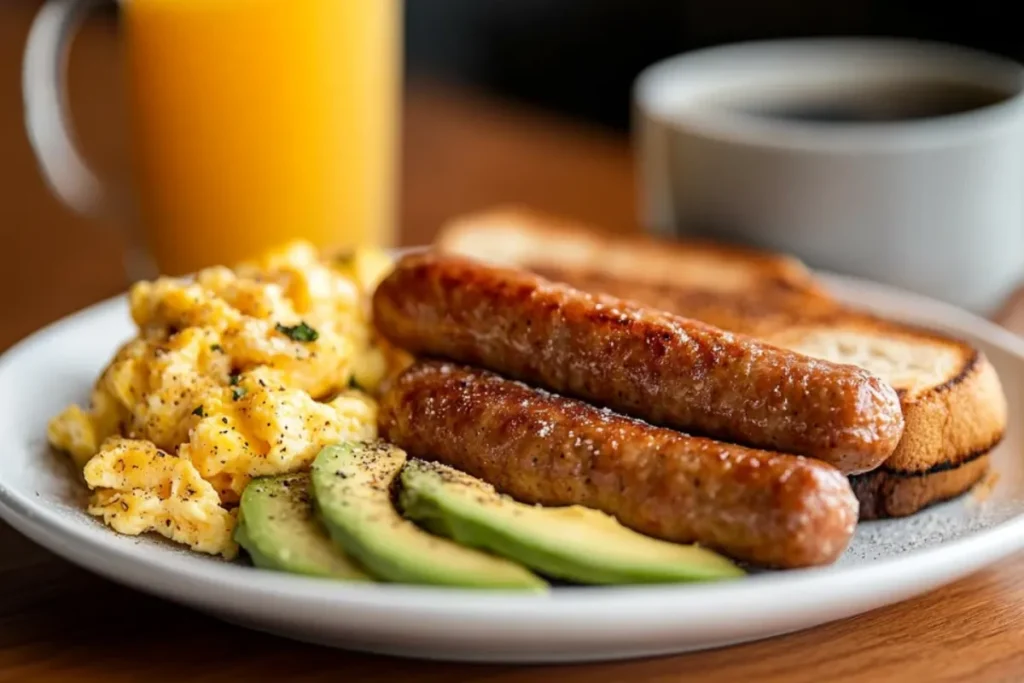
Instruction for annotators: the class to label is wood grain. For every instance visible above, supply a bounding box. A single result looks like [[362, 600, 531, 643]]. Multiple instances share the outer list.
[[3, 3, 1024, 681]]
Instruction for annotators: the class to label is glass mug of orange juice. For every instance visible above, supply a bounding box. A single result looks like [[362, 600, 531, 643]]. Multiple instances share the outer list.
[[24, 0, 400, 277]]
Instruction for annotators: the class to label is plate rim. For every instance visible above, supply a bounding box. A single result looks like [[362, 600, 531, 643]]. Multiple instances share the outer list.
[[1, 272, 1024, 631]]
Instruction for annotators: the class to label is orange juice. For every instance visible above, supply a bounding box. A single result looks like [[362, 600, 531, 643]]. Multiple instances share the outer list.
[[122, 0, 399, 275]]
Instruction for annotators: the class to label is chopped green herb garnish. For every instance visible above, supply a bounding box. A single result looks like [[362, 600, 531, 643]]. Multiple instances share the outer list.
[[232, 387, 247, 401], [210, 344, 223, 352], [229, 372, 240, 386], [275, 321, 319, 342], [192, 405, 205, 417]]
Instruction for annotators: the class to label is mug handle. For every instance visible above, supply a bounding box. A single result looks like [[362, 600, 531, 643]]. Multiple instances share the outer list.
[[23, 0, 112, 219]]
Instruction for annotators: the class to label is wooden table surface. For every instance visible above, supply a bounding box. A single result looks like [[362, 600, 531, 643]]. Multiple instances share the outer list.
[[3, 4, 1024, 682]]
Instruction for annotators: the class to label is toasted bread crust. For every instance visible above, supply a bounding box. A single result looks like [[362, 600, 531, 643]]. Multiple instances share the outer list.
[[530, 267, 839, 338], [883, 351, 1006, 473], [437, 206, 828, 297], [851, 454, 991, 520]]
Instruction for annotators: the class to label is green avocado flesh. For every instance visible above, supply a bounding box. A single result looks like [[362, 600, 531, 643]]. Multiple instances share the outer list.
[[399, 460, 745, 584], [234, 473, 371, 580], [310, 442, 547, 590]]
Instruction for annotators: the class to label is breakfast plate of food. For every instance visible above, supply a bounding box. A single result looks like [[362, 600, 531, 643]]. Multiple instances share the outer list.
[[0, 206, 1021, 663]]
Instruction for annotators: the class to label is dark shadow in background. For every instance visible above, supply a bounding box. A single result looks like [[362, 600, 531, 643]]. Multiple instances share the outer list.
[[405, 0, 1018, 132]]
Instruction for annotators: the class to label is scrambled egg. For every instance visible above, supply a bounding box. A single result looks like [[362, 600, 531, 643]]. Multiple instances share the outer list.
[[48, 242, 401, 558], [84, 438, 235, 557]]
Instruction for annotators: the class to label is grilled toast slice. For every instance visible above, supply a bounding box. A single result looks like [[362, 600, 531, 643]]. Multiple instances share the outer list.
[[438, 206, 840, 336], [435, 206, 1008, 517], [437, 206, 830, 297]]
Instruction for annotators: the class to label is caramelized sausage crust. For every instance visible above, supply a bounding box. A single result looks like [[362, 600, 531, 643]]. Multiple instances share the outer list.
[[373, 253, 904, 473]]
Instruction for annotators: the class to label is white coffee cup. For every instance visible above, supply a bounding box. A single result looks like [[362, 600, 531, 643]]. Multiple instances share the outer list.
[[634, 38, 1024, 314]]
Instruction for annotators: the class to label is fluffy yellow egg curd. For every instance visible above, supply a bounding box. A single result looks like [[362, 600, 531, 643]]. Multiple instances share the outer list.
[[48, 242, 408, 558]]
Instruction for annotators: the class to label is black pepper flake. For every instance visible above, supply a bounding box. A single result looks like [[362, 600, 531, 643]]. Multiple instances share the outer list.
[[192, 405, 205, 417], [275, 321, 319, 342]]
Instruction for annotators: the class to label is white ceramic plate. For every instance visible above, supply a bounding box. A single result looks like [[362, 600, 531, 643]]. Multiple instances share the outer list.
[[1, 273, 1023, 664]]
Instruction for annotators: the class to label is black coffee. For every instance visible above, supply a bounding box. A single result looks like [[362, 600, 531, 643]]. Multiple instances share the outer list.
[[736, 81, 1010, 123]]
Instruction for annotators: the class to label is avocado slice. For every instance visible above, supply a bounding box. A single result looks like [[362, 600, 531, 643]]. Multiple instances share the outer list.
[[235, 473, 371, 580], [399, 460, 745, 584], [310, 442, 546, 590]]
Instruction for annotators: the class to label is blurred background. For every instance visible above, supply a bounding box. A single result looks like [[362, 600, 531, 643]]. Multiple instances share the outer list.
[[14, 1, 1020, 133], [0, 0, 1017, 339]]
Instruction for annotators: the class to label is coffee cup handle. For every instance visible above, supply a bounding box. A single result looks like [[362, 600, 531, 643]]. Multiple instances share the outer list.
[[23, 0, 112, 219]]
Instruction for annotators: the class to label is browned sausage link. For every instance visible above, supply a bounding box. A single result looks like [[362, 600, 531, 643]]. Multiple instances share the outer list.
[[379, 361, 859, 568], [373, 253, 904, 474]]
